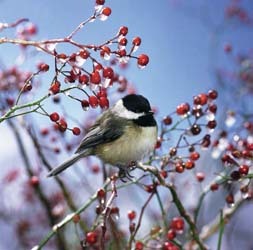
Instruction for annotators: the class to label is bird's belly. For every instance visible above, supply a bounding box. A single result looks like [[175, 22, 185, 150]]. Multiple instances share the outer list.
[[95, 126, 157, 166]]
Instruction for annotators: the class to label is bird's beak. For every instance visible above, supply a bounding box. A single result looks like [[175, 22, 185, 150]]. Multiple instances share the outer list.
[[147, 110, 154, 115]]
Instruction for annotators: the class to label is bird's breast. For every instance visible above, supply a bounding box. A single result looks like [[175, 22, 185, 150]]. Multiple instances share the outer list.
[[94, 125, 157, 166]]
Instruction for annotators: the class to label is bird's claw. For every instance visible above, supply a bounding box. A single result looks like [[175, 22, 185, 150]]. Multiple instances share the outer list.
[[118, 165, 136, 182]]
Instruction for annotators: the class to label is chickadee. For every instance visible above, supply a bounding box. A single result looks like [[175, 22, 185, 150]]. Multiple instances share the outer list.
[[47, 94, 157, 177]]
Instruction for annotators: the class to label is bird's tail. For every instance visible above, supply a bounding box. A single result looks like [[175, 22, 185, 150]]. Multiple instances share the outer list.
[[47, 154, 83, 177]]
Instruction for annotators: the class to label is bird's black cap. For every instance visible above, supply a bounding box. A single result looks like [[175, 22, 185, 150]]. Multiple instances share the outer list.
[[122, 94, 152, 114]]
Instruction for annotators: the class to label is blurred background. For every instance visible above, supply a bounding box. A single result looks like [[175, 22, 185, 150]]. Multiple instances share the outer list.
[[0, 0, 253, 249]]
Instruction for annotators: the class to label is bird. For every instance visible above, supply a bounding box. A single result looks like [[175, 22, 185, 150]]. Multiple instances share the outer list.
[[47, 94, 158, 178]]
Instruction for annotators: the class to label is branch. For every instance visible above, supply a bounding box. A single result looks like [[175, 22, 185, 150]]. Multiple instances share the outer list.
[[31, 178, 111, 250], [0, 94, 49, 123], [8, 119, 67, 250], [127, 191, 155, 250], [199, 193, 245, 241], [0, 18, 29, 32], [137, 162, 207, 250]]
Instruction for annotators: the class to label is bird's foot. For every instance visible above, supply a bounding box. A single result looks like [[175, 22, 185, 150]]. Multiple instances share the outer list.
[[118, 163, 136, 182]]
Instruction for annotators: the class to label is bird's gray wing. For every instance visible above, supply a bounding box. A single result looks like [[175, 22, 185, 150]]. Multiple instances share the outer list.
[[75, 113, 124, 154]]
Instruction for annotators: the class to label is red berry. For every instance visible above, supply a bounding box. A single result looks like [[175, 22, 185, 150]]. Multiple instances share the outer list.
[[103, 67, 114, 79], [190, 124, 201, 135], [118, 49, 127, 57], [132, 37, 141, 46], [6, 97, 15, 106], [167, 229, 176, 240], [230, 171, 241, 181], [127, 210, 136, 220], [49, 112, 60, 122], [81, 99, 90, 109], [163, 116, 172, 125], [40, 128, 49, 136], [196, 172, 205, 182], [176, 103, 190, 115], [79, 49, 90, 59], [194, 93, 208, 105], [129, 222, 135, 233], [242, 150, 253, 158], [29, 176, 39, 186], [190, 151, 200, 161], [170, 217, 184, 232], [207, 120, 217, 129], [99, 97, 109, 109], [224, 43, 232, 53], [226, 193, 234, 204], [90, 71, 101, 84], [110, 206, 119, 214], [97, 89, 107, 98], [24, 83, 32, 91], [135, 241, 144, 250], [155, 138, 162, 149], [79, 74, 89, 84], [97, 188, 106, 198], [100, 46, 111, 58], [96, 0, 105, 5], [137, 54, 149, 66], [240, 186, 249, 194], [118, 26, 128, 36], [72, 127, 81, 136], [49, 80, 61, 95], [95, 63, 103, 71], [89, 95, 99, 108], [26, 23, 37, 35], [185, 159, 195, 169], [58, 118, 68, 132], [38, 63, 49, 72], [202, 134, 211, 148], [144, 184, 156, 193], [163, 242, 179, 250], [208, 89, 218, 99], [210, 183, 219, 191], [208, 103, 217, 113], [160, 170, 168, 178], [86, 231, 97, 245], [119, 37, 128, 46], [169, 147, 177, 157], [91, 164, 100, 173], [239, 165, 249, 175], [69, 53, 76, 62], [102, 7, 111, 16], [57, 53, 67, 60], [175, 162, 184, 173]]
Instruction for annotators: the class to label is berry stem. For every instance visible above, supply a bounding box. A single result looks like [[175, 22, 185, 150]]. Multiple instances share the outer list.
[[127, 191, 155, 250]]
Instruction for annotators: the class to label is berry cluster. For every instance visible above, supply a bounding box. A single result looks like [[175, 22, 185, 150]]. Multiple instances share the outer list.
[[212, 118, 253, 205], [156, 90, 218, 176], [0, 67, 35, 110]]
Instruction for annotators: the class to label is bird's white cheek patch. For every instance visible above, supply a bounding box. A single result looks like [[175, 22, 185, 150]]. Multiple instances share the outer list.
[[113, 100, 144, 119]]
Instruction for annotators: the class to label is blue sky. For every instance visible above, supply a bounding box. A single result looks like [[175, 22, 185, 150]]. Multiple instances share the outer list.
[[0, 0, 242, 116], [1, 1, 253, 249]]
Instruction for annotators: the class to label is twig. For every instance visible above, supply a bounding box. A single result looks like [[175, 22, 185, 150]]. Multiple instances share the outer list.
[[100, 177, 118, 249], [0, 18, 29, 32], [217, 210, 224, 250], [0, 86, 77, 124], [127, 191, 155, 250], [137, 162, 207, 250], [8, 119, 67, 250], [194, 174, 225, 224], [32, 178, 111, 250], [67, 11, 97, 39], [199, 194, 245, 241]]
